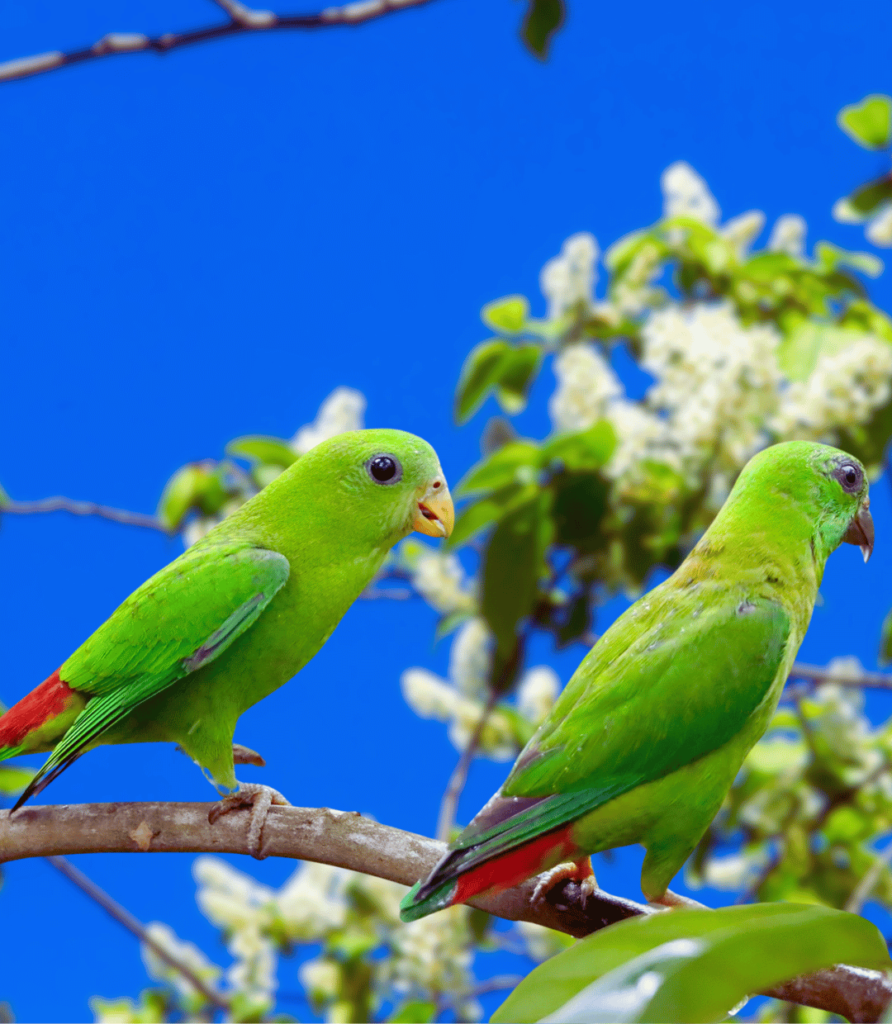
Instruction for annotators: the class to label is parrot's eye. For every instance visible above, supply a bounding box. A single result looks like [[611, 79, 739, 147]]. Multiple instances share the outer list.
[[367, 454, 402, 485], [835, 462, 863, 493]]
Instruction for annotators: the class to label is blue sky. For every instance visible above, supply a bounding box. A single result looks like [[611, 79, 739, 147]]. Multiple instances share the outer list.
[[2, 1, 892, 1020]]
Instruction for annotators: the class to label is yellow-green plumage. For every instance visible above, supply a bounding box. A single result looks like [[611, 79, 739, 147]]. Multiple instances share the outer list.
[[401, 441, 874, 919], [1, 429, 453, 807]]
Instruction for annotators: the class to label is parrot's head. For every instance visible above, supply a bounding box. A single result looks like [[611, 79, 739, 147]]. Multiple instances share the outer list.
[[296, 428, 454, 548], [733, 441, 873, 563]]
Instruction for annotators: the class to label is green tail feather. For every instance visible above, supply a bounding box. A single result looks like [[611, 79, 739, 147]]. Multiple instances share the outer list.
[[399, 879, 457, 923]]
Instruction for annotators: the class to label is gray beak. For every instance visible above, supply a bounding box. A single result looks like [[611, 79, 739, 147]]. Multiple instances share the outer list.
[[842, 500, 874, 563]]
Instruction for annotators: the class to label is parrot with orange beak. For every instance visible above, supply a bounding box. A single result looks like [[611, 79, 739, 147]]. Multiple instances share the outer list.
[[0, 429, 453, 854]]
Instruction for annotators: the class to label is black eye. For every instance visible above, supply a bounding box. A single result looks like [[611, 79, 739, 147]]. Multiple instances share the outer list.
[[835, 462, 863, 493], [367, 454, 402, 485]]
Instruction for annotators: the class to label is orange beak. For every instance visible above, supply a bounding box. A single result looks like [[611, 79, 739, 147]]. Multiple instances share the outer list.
[[413, 476, 455, 539]]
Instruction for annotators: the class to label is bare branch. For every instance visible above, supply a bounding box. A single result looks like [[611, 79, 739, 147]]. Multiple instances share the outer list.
[[1, 497, 168, 533], [0, 0, 443, 85], [1, 801, 890, 1022], [46, 855, 230, 1010], [790, 662, 892, 690]]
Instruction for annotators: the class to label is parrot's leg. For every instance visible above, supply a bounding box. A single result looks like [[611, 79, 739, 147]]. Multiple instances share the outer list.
[[648, 888, 702, 910], [208, 783, 290, 859], [231, 743, 266, 767], [531, 858, 597, 910]]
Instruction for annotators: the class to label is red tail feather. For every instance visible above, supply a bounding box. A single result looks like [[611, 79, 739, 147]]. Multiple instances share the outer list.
[[452, 824, 576, 905], [0, 670, 77, 750]]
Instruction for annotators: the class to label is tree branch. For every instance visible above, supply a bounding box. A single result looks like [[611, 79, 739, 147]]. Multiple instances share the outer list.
[[1, 497, 168, 533], [0, 0, 443, 85], [790, 662, 892, 690], [1, 801, 889, 1022]]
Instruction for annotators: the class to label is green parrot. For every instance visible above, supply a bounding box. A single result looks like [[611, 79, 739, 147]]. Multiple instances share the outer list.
[[401, 440, 873, 918], [0, 429, 454, 853]]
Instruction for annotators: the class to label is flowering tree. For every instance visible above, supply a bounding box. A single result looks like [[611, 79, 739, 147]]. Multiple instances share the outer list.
[[6, 142, 892, 1022]]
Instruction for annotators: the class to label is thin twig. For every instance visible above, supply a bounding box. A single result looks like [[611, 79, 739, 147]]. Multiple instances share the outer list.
[[0, 0, 443, 84], [435, 686, 500, 842], [2, 498, 168, 533], [1, 802, 890, 1022], [789, 662, 892, 690], [845, 838, 892, 914], [46, 854, 230, 1010]]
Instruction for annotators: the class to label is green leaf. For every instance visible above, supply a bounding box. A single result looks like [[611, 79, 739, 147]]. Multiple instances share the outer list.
[[881, 607, 892, 665], [814, 241, 883, 279], [481, 493, 551, 652], [482, 295, 529, 333], [497, 344, 542, 416], [520, 0, 565, 59], [0, 765, 36, 795], [226, 435, 298, 467], [492, 903, 891, 1024], [0, 480, 9, 508], [156, 463, 211, 530], [389, 1001, 436, 1023], [451, 483, 537, 547], [846, 174, 892, 219], [542, 420, 616, 472], [455, 339, 512, 424], [458, 441, 541, 497], [838, 94, 892, 150]]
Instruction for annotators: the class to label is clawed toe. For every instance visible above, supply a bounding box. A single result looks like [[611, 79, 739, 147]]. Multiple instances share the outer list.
[[208, 783, 290, 859], [531, 859, 597, 910]]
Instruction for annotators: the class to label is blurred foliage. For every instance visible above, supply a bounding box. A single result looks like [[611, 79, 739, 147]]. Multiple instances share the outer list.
[[834, 93, 892, 248]]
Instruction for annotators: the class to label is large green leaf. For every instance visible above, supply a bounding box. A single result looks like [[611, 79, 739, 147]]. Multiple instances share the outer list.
[[156, 463, 215, 529], [492, 903, 891, 1024], [450, 483, 537, 548], [226, 435, 298, 467], [481, 493, 551, 652], [455, 339, 512, 424], [520, 0, 565, 59], [838, 94, 892, 150], [777, 321, 871, 382]]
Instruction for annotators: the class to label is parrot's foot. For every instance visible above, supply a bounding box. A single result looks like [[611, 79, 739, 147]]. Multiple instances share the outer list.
[[208, 783, 290, 859], [647, 888, 701, 910], [232, 743, 266, 767], [531, 859, 598, 911]]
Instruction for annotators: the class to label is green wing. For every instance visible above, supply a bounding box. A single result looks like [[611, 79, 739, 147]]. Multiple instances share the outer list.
[[428, 593, 791, 883], [24, 542, 289, 799]]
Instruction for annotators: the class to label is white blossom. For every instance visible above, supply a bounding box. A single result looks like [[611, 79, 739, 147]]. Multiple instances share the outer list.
[[774, 335, 892, 440], [291, 386, 366, 454], [604, 399, 671, 481], [866, 206, 892, 246], [540, 232, 599, 319], [410, 547, 477, 615], [641, 303, 782, 482], [768, 214, 807, 256], [380, 906, 481, 1021], [400, 668, 460, 721], [193, 856, 274, 932], [833, 197, 865, 224], [698, 852, 765, 891], [661, 161, 720, 225], [721, 210, 765, 257], [299, 957, 341, 1001], [141, 922, 222, 1004], [226, 924, 276, 1007], [89, 997, 144, 1023], [449, 617, 493, 699], [517, 666, 559, 724], [275, 861, 349, 937], [549, 343, 623, 433]]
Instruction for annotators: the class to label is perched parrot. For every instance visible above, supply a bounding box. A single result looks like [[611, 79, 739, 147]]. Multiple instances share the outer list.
[[401, 440, 873, 918], [0, 429, 453, 853]]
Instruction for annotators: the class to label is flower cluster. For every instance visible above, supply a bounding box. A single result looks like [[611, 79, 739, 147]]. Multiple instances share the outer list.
[[401, 617, 559, 760], [539, 232, 599, 320], [398, 538, 477, 616], [291, 386, 366, 454]]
